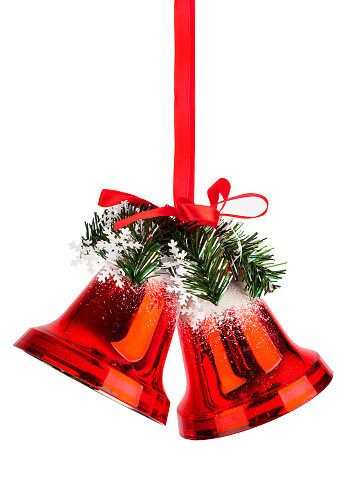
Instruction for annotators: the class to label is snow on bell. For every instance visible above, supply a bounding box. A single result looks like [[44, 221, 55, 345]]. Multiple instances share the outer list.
[[14, 269, 179, 425], [177, 281, 333, 439]]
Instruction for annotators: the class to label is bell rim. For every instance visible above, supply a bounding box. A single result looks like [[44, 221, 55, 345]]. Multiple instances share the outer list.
[[14, 326, 170, 425], [177, 354, 333, 440]]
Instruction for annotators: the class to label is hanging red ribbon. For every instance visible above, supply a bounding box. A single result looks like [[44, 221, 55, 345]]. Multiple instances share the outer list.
[[98, 0, 268, 230]]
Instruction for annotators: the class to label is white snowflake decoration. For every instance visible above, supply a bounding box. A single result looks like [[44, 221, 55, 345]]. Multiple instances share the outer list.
[[97, 262, 125, 288], [69, 241, 100, 274], [164, 239, 204, 314]]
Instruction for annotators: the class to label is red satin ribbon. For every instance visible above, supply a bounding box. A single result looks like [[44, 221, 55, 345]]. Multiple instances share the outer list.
[[98, 0, 268, 230], [98, 179, 268, 230]]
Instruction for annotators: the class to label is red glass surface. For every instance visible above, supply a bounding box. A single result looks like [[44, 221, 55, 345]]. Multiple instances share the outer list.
[[14, 273, 179, 424], [177, 294, 333, 439]]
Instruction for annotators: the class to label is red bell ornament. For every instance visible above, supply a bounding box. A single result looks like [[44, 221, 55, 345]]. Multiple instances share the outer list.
[[177, 282, 333, 439], [14, 271, 179, 424]]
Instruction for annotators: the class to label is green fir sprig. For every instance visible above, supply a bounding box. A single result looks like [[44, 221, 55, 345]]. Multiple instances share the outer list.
[[76, 202, 286, 305], [218, 221, 286, 299], [167, 225, 231, 305], [82, 203, 167, 285]]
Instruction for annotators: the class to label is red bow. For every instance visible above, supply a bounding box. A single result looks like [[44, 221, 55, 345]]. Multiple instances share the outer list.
[[98, 178, 268, 231]]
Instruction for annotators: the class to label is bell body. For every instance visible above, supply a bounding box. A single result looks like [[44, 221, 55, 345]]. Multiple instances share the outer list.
[[14, 271, 179, 424], [177, 283, 333, 439]]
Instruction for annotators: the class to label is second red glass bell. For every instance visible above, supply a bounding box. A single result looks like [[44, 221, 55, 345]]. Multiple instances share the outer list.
[[177, 282, 333, 439], [14, 270, 179, 424]]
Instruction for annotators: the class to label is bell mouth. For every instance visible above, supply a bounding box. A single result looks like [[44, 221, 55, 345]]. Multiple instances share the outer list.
[[14, 326, 170, 425], [177, 353, 333, 440]]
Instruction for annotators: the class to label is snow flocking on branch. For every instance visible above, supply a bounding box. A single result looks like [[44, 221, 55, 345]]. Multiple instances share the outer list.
[[69, 201, 284, 314]]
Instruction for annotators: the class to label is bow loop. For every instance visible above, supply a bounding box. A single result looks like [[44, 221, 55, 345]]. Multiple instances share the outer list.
[[217, 193, 269, 219]]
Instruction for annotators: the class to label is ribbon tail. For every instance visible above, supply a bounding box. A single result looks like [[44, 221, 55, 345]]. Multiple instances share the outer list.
[[113, 206, 177, 231], [207, 178, 231, 207], [98, 189, 155, 208]]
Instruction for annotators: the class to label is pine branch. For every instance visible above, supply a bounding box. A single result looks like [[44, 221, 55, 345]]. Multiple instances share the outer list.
[[78, 205, 286, 303], [221, 222, 286, 299], [82, 203, 168, 285], [168, 224, 232, 305], [83, 212, 107, 248]]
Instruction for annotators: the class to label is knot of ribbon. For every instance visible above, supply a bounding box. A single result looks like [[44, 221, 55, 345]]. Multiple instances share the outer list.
[[98, 178, 268, 231]]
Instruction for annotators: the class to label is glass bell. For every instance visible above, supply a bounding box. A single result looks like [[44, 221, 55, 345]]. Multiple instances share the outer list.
[[14, 270, 179, 424], [177, 281, 333, 439]]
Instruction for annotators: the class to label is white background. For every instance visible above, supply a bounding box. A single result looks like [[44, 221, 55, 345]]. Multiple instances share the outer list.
[[1, 1, 347, 493]]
